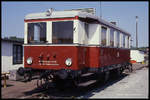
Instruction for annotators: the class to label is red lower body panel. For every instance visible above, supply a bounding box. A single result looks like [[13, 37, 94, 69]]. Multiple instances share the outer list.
[[24, 45, 130, 70], [24, 46, 79, 70]]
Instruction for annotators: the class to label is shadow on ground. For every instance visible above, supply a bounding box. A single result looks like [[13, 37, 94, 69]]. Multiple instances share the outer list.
[[1, 84, 14, 88], [23, 73, 129, 98]]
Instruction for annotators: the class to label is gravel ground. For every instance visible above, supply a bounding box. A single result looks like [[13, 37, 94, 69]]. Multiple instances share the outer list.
[[84, 67, 149, 98], [1, 63, 149, 99]]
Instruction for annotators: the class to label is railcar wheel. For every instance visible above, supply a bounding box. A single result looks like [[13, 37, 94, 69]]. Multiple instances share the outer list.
[[128, 64, 133, 72], [24, 73, 32, 82], [53, 78, 66, 90], [99, 71, 110, 84], [104, 71, 110, 82], [71, 76, 80, 87], [69, 79, 79, 89], [110, 68, 123, 79], [116, 68, 122, 77]]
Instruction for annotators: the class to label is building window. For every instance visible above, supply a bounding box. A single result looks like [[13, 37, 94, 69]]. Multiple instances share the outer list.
[[101, 27, 107, 46], [110, 28, 114, 47], [13, 44, 23, 64]]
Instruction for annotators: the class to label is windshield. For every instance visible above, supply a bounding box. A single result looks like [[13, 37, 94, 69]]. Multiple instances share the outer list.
[[52, 21, 73, 44], [28, 22, 46, 44]]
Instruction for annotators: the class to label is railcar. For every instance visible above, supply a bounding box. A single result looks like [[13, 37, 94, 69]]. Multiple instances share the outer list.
[[17, 9, 132, 88]]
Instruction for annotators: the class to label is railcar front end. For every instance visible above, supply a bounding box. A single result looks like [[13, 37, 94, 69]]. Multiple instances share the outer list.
[[17, 9, 132, 88]]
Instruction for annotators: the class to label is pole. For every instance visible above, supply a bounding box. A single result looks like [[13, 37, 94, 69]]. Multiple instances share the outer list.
[[136, 16, 138, 48], [100, 1, 102, 18]]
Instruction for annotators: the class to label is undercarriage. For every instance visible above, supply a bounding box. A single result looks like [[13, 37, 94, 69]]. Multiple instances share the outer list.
[[17, 62, 132, 89]]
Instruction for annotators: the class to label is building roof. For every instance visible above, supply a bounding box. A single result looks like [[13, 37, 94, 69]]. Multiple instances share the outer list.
[[25, 10, 130, 36], [1, 38, 24, 44]]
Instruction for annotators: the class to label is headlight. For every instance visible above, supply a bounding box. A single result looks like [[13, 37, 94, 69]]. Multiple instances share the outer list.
[[65, 58, 72, 67], [26, 57, 33, 65]]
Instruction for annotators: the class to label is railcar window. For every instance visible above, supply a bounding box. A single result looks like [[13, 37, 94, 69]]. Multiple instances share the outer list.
[[28, 22, 46, 44], [110, 28, 114, 47], [101, 27, 107, 46], [85, 22, 89, 38], [127, 36, 129, 48], [52, 21, 73, 44], [116, 31, 120, 47], [123, 34, 125, 48]]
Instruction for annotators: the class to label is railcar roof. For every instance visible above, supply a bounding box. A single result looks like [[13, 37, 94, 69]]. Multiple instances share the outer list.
[[25, 10, 130, 36]]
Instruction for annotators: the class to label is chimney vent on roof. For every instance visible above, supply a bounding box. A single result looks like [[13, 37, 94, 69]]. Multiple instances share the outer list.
[[110, 22, 116, 25], [46, 8, 53, 16]]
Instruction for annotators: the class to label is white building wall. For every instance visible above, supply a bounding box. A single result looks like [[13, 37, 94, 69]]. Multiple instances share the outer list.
[[1, 41, 24, 73], [130, 50, 145, 62]]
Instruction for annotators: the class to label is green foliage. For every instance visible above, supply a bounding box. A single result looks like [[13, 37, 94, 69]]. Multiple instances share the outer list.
[[131, 46, 148, 51], [9, 36, 23, 41], [138, 47, 148, 51]]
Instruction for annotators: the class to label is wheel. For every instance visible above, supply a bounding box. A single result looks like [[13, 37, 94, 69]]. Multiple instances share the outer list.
[[104, 71, 110, 82], [128, 64, 133, 72], [100, 71, 110, 84], [116, 68, 122, 77], [17, 67, 24, 76], [53, 78, 65, 90], [23, 73, 32, 82]]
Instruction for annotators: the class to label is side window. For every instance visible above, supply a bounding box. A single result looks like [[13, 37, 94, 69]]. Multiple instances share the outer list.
[[125, 35, 128, 48], [85, 22, 89, 38], [116, 31, 120, 48], [101, 26, 107, 46], [110, 28, 114, 47], [127, 36, 130, 48], [13, 44, 23, 64], [120, 33, 123, 48], [128, 36, 130, 48], [123, 34, 125, 48]]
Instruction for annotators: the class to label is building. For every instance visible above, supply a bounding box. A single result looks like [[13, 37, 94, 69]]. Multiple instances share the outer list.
[[130, 49, 145, 63], [1, 38, 24, 73]]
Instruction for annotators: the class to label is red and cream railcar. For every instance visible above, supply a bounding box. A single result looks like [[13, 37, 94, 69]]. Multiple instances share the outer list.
[[18, 9, 132, 86]]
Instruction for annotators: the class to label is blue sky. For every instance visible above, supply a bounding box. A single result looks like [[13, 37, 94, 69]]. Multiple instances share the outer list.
[[2, 1, 149, 47]]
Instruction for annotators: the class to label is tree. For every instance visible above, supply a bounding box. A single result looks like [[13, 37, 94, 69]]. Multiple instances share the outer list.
[[9, 36, 24, 41]]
